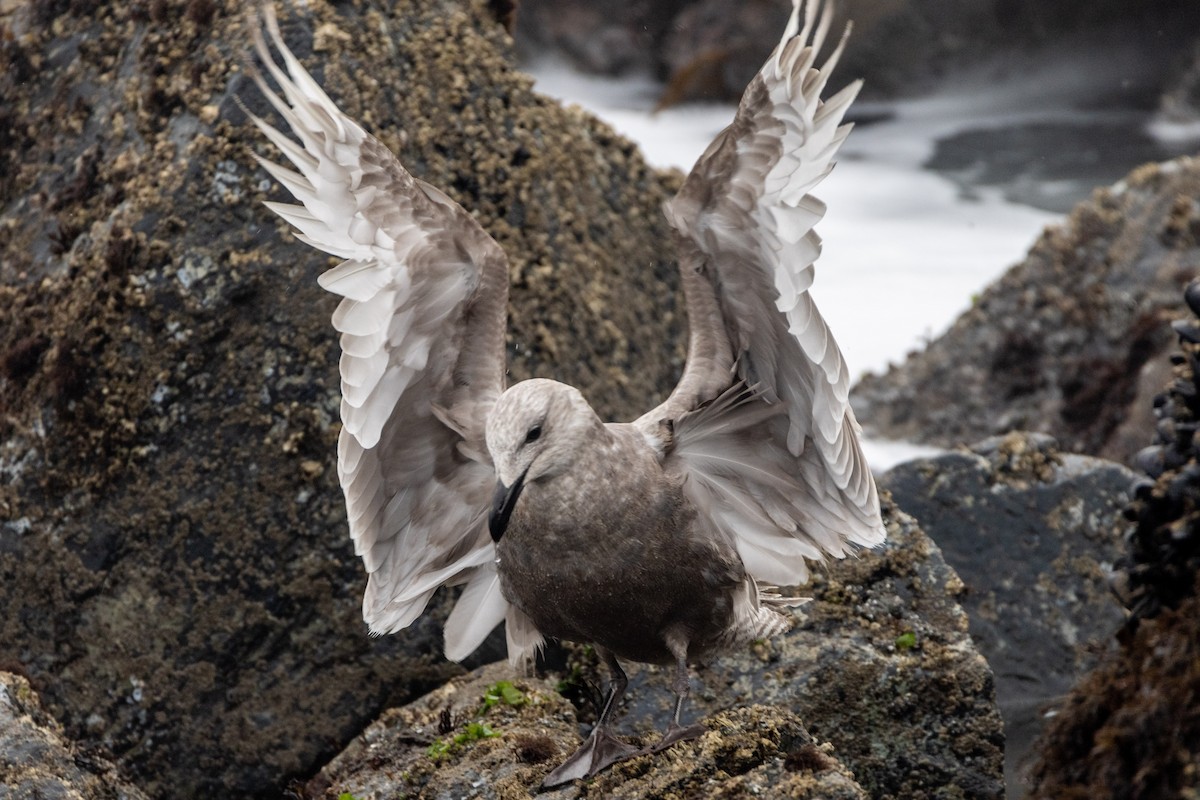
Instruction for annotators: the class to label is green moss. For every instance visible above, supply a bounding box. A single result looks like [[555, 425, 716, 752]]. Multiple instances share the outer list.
[[554, 662, 585, 695], [481, 680, 525, 710], [895, 631, 917, 650], [426, 721, 500, 761]]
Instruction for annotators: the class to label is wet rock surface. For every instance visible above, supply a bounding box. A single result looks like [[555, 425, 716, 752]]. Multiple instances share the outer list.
[[882, 432, 1132, 797], [1029, 285, 1200, 799], [0, 671, 150, 800], [852, 156, 1200, 466], [309, 500, 1006, 800], [0, 0, 684, 796], [1114, 281, 1200, 621]]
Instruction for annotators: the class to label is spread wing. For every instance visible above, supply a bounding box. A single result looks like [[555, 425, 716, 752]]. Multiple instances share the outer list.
[[245, 5, 517, 658], [636, 0, 885, 587]]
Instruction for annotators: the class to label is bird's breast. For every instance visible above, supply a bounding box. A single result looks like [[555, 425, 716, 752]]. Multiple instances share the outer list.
[[495, 472, 743, 664]]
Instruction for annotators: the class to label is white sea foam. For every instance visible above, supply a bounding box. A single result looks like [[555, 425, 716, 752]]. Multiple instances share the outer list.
[[526, 57, 1062, 469]]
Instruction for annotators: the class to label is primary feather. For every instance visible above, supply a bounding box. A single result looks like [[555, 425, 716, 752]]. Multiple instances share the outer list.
[[640, 0, 884, 594], [245, 0, 883, 670], [245, 3, 510, 653]]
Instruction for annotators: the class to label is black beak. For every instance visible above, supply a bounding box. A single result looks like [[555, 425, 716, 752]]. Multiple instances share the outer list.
[[489, 472, 526, 542]]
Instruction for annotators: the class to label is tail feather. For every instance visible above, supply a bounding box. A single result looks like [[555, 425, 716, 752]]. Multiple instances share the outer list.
[[723, 578, 804, 647]]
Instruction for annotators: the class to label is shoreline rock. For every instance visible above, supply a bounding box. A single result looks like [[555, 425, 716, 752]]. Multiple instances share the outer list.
[[852, 157, 1200, 466], [0, 671, 151, 800], [1026, 281, 1200, 799], [882, 432, 1133, 797], [307, 500, 1006, 800], [515, 0, 1200, 107]]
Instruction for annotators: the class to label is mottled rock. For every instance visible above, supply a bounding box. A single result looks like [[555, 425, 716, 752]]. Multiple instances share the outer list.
[[0, 0, 685, 796], [311, 500, 1005, 800], [1028, 284, 1200, 799], [0, 671, 150, 800], [306, 662, 869, 799], [882, 432, 1132, 797], [852, 156, 1200, 465]]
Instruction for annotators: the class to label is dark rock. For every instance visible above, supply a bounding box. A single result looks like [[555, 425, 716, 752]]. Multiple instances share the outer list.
[[513, 0, 691, 76], [882, 432, 1132, 798], [0, 0, 686, 796], [852, 156, 1200, 466], [1117, 285, 1200, 621], [1028, 589, 1200, 800], [657, 0, 793, 105], [0, 671, 150, 800], [312, 499, 1006, 799], [1024, 274, 1200, 800]]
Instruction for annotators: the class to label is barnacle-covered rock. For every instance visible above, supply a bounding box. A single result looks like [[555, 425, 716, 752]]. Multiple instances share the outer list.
[[1029, 279, 1200, 799], [1110, 278, 1200, 620], [311, 502, 1005, 800]]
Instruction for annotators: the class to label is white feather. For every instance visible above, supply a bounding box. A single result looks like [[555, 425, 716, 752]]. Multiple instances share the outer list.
[[642, 0, 885, 597], [443, 565, 509, 662], [248, 5, 514, 654]]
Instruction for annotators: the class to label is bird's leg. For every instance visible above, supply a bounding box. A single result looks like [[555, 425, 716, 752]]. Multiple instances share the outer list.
[[647, 636, 706, 753], [541, 647, 642, 787]]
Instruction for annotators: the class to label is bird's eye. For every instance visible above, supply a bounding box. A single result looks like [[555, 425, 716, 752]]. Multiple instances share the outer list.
[[525, 425, 542, 444]]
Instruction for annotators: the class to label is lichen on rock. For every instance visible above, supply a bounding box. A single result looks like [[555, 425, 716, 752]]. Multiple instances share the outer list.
[[0, 0, 685, 796], [882, 431, 1134, 794]]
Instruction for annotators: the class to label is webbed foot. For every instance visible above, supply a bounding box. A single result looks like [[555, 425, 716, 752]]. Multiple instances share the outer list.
[[646, 720, 706, 754], [541, 724, 643, 787]]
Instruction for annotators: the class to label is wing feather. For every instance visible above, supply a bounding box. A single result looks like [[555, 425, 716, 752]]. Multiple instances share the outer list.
[[246, 5, 517, 654], [443, 564, 508, 662], [640, 0, 884, 592]]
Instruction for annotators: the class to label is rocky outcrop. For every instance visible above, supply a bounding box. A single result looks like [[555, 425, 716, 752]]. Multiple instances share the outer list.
[[882, 432, 1133, 797], [1027, 282, 1200, 799], [308, 501, 1006, 800], [852, 157, 1200, 466], [0, 671, 150, 800], [0, 0, 685, 796], [1029, 593, 1200, 800], [305, 663, 870, 800], [513, 0, 690, 77]]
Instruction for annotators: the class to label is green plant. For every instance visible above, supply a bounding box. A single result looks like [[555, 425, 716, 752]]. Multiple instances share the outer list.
[[482, 680, 526, 710], [895, 631, 917, 650], [554, 663, 584, 695], [426, 721, 500, 761]]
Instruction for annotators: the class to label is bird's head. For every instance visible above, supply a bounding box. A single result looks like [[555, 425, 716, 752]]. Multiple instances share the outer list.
[[484, 379, 598, 541]]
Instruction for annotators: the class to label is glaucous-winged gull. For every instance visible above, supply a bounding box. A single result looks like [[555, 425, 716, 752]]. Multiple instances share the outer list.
[[244, 0, 885, 785]]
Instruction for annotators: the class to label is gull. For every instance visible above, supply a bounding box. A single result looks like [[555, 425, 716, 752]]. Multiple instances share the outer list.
[[244, 0, 885, 785]]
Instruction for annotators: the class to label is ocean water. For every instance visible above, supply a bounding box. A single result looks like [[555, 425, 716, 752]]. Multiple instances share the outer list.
[[526, 55, 1199, 469]]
